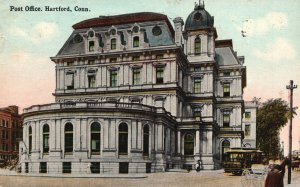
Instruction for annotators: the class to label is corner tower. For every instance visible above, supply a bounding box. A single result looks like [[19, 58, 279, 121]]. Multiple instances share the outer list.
[[184, 1, 217, 62]]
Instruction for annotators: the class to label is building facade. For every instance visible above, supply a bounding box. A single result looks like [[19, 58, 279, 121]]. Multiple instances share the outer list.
[[242, 101, 258, 148], [20, 3, 250, 174], [0, 106, 22, 161]]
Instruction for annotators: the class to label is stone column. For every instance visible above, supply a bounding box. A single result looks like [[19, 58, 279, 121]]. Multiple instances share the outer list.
[[109, 119, 116, 149], [137, 121, 142, 150], [177, 130, 181, 154], [207, 130, 213, 154], [195, 130, 200, 155], [131, 120, 137, 150], [103, 119, 109, 149], [31, 121, 36, 151]]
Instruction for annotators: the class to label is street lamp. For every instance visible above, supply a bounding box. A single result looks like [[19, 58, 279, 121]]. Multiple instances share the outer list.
[[286, 80, 297, 184]]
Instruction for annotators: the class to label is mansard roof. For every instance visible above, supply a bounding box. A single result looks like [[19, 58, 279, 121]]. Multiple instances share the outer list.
[[215, 40, 242, 66], [54, 12, 176, 57], [72, 12, 174, 35]]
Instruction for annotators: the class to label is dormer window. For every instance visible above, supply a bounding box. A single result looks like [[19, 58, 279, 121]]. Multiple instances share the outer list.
[[89, 41, 95, 52], [195, 37, 201, 54], [111, 38, 116, 50], [133, 36, 139, 48]]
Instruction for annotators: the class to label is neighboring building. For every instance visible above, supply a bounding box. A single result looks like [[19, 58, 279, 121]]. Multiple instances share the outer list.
[[20, 2, 249, 174], [0, 106, 22, 161], [242, 101, 258, 148]]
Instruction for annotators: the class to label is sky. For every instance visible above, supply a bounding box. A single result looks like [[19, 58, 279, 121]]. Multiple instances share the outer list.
[[0, 0, 299, 154]]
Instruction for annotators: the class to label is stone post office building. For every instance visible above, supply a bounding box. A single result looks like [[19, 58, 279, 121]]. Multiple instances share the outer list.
[[20, 3, 252, 174]]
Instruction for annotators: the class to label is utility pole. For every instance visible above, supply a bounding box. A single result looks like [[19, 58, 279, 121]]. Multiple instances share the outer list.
[[286, 80, 297, 184]]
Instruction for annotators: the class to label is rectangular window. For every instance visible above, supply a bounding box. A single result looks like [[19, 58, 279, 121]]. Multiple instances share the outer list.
[[89, 41, 95, 52], [40, 162, 47, 173], [91, 133, 100, 154], [66, 72, 74, 90], [156, 67, 164, 84], [193, 107, 201, 117], [223, 112, 230, 127], [146, 163, 151, 173], [133, 69, 140, 85], [25, 163, 29, 173], [119, 162, 129, 174], [194, 77, 201, 93], [223, 83, 230, 97], [43, 134, 49, 153], [90, 162, 100, 174], [133, 37, 139, 48], [110, 70, 118, 87], [245, 124, 251, 136], [245, 112, 251, 119], [88, 75, 96, 88], [111, 38, 116, 50], [63, 162, 72, 174]]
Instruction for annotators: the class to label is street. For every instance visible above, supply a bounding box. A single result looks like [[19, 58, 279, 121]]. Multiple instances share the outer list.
[[0, 170, 300, 187]]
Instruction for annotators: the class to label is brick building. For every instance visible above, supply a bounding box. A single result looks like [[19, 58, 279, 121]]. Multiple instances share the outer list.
[[0, 106, 23, 161]]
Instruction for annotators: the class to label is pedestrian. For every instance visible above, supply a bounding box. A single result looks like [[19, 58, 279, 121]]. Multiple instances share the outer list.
[[265, 158, 290, 187], [195, 160, 201, 172]]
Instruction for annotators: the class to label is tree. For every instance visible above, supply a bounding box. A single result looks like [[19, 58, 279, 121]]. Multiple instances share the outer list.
[[257, 98, 289, 159]]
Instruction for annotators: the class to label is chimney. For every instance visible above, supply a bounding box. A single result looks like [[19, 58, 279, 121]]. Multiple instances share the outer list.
[[173, 17, 184, 47]]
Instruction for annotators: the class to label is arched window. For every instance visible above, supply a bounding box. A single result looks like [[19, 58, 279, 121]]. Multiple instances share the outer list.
[[194, 37, 201, 54], [184, 133, 194, 155], [43, 124, 49, 153], [118, 123, 128, 155], [222, 140, 230, 161], [143, 125, 149, 156], [64, 123, 73, 153], [28, 126, 32, 154], [111, 38, 116, 50], [133, 36, 139, 48], [91, 122, 101, 154]]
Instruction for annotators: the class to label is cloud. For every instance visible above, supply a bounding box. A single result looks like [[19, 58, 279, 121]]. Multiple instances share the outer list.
[[254, 38, 296, 62], [12, 22, 58, 44], [240, 12, 288, 37]]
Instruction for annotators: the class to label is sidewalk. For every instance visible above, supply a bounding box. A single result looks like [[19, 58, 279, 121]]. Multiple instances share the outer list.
[[0, 168, 147, 178]]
